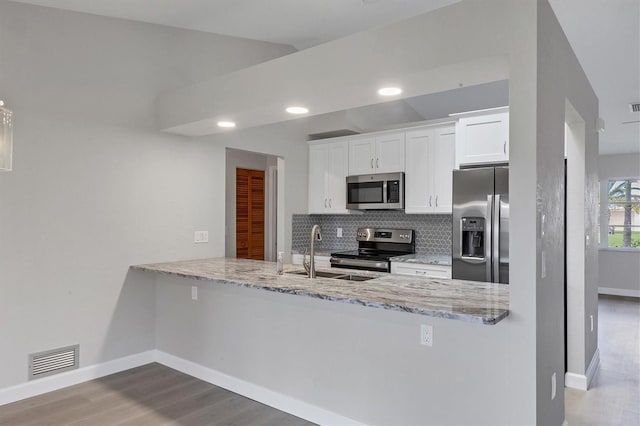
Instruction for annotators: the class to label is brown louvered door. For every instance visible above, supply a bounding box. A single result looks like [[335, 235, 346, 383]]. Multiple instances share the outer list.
[[236, 168, 265, 260]]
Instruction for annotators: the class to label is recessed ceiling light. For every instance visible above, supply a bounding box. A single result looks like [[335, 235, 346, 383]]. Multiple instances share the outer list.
[[217, 121, 236, 128], [378, 87, 402, 96], [286, 106, 309, 115]]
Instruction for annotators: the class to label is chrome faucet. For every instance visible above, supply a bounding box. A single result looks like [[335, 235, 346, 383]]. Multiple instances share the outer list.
[[307, 224, 322, 278]]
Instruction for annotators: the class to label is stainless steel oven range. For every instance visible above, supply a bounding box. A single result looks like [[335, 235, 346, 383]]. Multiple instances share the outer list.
[[330, 227, 415, 272]]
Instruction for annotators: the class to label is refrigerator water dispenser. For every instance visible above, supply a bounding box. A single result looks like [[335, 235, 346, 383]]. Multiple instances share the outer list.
[[461, 217, 485, 258]]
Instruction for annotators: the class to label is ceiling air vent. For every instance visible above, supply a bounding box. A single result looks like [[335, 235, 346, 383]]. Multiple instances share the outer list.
[[29, 344, 79, 380], [630, 103, 640, 113]]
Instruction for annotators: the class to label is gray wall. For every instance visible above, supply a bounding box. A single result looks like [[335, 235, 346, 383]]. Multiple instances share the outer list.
[[155, 274, 511, 426], [206, 123, 311, 263], [598, 153, 640, 295], [536, 0, 599, 418], [0, 1, 294, 389]]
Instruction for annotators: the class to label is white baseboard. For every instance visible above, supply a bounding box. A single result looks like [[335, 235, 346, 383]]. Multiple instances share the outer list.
[[565, 347, 600, 391], [585, 347, 600, 389], [0, 350, 156, 406], [599, 287, 640, 298], [565, 372, 587, 390], [155, 350, 362, 426]]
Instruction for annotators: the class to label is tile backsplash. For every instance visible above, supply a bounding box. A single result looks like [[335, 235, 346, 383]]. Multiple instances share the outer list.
[[292, 211, 451, 255]]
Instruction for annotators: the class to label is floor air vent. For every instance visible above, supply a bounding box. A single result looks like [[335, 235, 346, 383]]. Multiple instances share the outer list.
[[29, 344, 79, 380]]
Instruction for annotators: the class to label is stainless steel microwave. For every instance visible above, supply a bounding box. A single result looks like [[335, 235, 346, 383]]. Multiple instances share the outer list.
[[346, 172, 404, 210]]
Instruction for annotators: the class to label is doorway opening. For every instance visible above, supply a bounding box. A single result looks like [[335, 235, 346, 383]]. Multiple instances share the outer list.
[[564, 100, 594, 390], [225, 148, 279, 261]]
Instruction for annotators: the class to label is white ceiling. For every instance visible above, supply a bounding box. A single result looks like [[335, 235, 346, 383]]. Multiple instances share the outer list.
[[10, 0, 640, 154]]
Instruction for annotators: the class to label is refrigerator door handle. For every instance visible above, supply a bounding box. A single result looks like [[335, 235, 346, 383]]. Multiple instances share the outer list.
[[486, 194, 493, 282], [493, 194, 501, 282]]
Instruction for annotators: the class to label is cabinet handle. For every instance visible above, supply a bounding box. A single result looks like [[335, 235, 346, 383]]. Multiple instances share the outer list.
[[371, 158, 374, 169], [435, 195, 438, 207], [376, 158, 379, 168], [415, 270, 426, 275], [324, 198, 328, 208], [328, 198, 332, 208], [503, 141, 507, 154], [429, 195, 432, 207]]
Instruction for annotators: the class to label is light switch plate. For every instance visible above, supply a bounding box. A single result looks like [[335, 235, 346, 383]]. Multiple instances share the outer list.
[[194, 231, 209, 243]]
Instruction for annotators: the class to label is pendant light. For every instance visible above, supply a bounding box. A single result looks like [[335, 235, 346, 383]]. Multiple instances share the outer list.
[[0, 100, 13, 171]]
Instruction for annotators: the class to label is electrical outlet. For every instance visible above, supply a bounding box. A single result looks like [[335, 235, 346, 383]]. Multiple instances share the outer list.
[[420, 324, 433, 347], [551, 372, 557, 400], [191, 286, 198, 301], [194, 231, 209, 243], [337, 228, 343, 238]]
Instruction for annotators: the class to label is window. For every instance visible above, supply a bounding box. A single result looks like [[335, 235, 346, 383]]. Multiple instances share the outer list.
[[607, 179, 640, 249]]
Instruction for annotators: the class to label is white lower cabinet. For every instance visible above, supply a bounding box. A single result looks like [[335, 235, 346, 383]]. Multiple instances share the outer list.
[[391, 262, 452, 279], [292, 254, 331, 269], [405, 124, 456, 214]]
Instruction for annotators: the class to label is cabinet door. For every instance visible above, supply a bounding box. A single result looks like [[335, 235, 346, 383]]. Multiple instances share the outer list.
[[404, 128, 433, 214], [348, 137, 375, 175], [327, 141, 349, 213], [431, 126, 456, 213], [308, 144, 328, 214], [375, 132, 405, 173], [457, 112, 509, 166]]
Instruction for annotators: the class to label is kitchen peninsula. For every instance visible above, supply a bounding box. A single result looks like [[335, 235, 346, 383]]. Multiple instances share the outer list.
[[132, 257, 509, 325], [130, 257, 512, 425]]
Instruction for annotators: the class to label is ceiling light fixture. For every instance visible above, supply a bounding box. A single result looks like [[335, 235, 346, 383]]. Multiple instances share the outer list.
[[378, 87, 402, 96], [217, 121, 236, 128], [286, 106, 309, 115], [0, 100, 13, 172]]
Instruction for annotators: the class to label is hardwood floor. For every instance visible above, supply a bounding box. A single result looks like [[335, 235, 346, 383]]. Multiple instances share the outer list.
[[0, 363, 315, 426], [565, 295, 640, 426]]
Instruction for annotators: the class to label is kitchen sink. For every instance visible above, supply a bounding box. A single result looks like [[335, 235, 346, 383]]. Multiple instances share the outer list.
[[286, 270, 375, 281], [335, 274, 375, 282], [286, 270, 346, 279]]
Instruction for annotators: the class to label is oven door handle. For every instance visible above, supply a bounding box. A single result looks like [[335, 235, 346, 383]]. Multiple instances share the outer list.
[[330, 257, 389, 270]]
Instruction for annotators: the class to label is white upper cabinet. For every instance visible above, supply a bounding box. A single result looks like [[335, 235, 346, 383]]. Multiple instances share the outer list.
[[308, 143, 328, 214], [347, 136, 376, 175], [308, 140, 349, 214], [374, 132, 405, 173], [326, 141, 349, 212], [348, 132, 405, 175], [432, 126, 456, 213], [405, 124, 456, 214], [456, 108, 509, 167]]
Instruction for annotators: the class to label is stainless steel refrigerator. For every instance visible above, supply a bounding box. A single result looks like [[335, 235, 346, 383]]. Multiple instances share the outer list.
[[452, 166, 509, 284]]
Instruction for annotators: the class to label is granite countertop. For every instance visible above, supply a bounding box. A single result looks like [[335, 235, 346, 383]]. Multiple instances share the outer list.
[[131, 257, 508, 325], [389, 254, 452, 266]]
